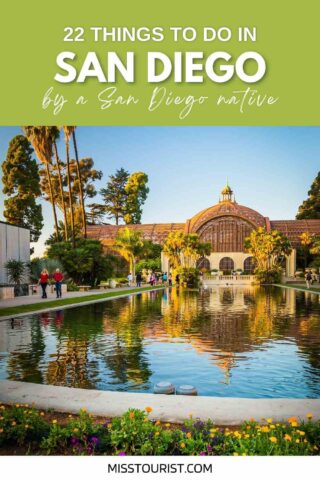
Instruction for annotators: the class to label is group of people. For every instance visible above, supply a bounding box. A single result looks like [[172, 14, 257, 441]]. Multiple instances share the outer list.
[[39, 268, 64, 299], [127, 271, 180, 288], [305, 270, 319, 289]]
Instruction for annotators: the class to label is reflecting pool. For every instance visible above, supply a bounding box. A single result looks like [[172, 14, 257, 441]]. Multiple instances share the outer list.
[[1, 286, 320, 398]]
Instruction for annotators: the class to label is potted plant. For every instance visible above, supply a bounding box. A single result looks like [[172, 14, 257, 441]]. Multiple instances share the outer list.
[[5, 259, 29, 296]]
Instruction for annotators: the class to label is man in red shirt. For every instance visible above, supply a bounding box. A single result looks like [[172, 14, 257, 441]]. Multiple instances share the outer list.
[[53, 268, 64, 298]]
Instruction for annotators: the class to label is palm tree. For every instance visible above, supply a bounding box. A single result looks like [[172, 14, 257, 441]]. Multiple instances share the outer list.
[[23, 126, 59, 239], [114, 228, 145, 278], [49, 127, 68, 241], [63, 127, 75, 247], [65, 126, 87, 238]]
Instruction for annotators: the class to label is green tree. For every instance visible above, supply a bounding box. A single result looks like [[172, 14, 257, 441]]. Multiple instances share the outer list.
[[113, 228, 145, 277], [23, 126, 59, 239], [297, 172, 320, 219], [124, 172, 149, 224], [47, 239, 114, 286], [2, 135, 43, 241], [245, 227, 292, 282], [299, 232, 314, 269], [163, 231, 211, 271], [100, 168, 130, 225]]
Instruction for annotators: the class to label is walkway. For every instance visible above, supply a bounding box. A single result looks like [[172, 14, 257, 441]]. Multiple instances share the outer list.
[[0, 285, 140, 308]]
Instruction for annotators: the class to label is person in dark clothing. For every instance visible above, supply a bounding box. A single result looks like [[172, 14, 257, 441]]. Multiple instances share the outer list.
[[136, 272, 142, 287], [53, 268, 64, 298], [175, 273, 180, 286], [39, 269, 49, 298]]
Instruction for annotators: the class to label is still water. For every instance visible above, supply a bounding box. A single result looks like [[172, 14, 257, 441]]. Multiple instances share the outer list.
[[1, 287, 320, 398]]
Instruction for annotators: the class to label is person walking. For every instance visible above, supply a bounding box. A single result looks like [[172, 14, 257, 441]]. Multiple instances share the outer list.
[[136, 272, 142, 287], [175, 273, 180, 287], [53, 268, 64, 298], [39, 268, 49, 299], [305, 270, 312, 289], [162, 272, 168, 285], [168, 273, 172, 287], [127, 272, 133, 287]]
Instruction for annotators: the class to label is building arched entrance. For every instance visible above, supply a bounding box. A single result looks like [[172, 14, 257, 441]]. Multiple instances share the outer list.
[[219, 257, 234, 273], [196, 257, 210, 271], [243, 256, 255, 274]]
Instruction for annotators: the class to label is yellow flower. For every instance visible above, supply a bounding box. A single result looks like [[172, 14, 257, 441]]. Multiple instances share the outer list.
[[129, 412, 135, 420], [266, 418, 273, 424], [180, 442, 185, 449], [233, 452, 239, 456], [245, 434, 250, 439], [155, 431, 160, 436], [25, 424, 29, 429], [314, 446, 319, 451], [73, 428, 79, 433], [15, 404, 20, 408], [145, 406, 153, 413], [81, 408, 87, 413], [144, 418, 149, 423], [261, 426, 270, 433], [0, 416, 3, 420], [298, 430, 305, 436], [270, 425, 275, 429], [188, 413, 193, 419], [284, 434, 292, 441], [52, 419, 57, 424], [68, 414, 72, 418], [0, 406, 5, 410], [269, 436, 277, 443], [186, 432, 192, 439], [296, 439, 300, 444], [11, 421, 16, 426], [107, 423, 112, 428], [291, 422, 298, 427], [210, 428, 217, 433], [165, 423, 171, 427], [306, 413, 313, 420], [40, 412, 45, 416]]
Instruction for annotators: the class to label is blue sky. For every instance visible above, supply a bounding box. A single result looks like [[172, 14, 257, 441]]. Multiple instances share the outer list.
[[1, 126, 319, 257]]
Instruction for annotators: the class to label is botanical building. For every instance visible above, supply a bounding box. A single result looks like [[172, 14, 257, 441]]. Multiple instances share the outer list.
[[87, 184, 320, 276]]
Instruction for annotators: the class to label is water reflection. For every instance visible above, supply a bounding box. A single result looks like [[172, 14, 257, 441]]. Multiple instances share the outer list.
[[0, 286, 320, 398]]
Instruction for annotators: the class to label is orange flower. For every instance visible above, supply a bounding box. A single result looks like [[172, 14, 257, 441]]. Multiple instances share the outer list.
[[11, 421, 16, 426], [180, 442, 186, 449], [129, 412, 135, 419], [145, 406, 153, 413], [284, 434, 292, 441], [0, 429, 3, 433], [288, 416, 297, 424], [186, 432, 192, 439], [155, 421, 161, 426]]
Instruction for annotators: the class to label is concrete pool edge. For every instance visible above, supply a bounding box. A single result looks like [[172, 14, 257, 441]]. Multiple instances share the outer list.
[[0, 286, 165, 322], [1, 380, 320, 425]]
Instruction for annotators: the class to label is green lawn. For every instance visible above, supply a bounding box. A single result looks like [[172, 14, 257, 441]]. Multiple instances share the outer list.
[[0, 286, 163, 318]]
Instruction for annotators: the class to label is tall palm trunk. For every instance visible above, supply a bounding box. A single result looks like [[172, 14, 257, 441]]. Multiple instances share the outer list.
[[65, 131, 75, 248], [71, 128, 87, 238], [53, 140, 68, 241], [45, 162, 59, 239]]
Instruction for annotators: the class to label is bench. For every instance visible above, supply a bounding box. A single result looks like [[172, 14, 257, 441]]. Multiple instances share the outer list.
[[98, 283, 110, 289], [79, 285, 91, 292]]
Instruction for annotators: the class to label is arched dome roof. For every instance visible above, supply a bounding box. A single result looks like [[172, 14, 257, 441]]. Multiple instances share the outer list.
[[187, 200, 267, 233]]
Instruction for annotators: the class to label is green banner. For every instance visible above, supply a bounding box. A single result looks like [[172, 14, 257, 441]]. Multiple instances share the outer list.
[[0, 0, 319, 125]]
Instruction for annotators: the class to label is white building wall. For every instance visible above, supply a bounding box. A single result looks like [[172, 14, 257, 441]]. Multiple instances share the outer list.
[[0, 222, 30, 283]]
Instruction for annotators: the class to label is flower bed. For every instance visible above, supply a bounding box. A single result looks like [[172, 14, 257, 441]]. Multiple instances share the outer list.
[[0, 404, 319, 456]]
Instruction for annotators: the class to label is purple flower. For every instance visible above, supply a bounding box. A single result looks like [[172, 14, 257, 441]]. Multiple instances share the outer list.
[[194, 421, 204, 430], [89, 436, 99, 445], [118, 452, 126, 456], [207, 445, 213, 452], [71, 437, 79, 445], [199, 452, 207, 456]]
